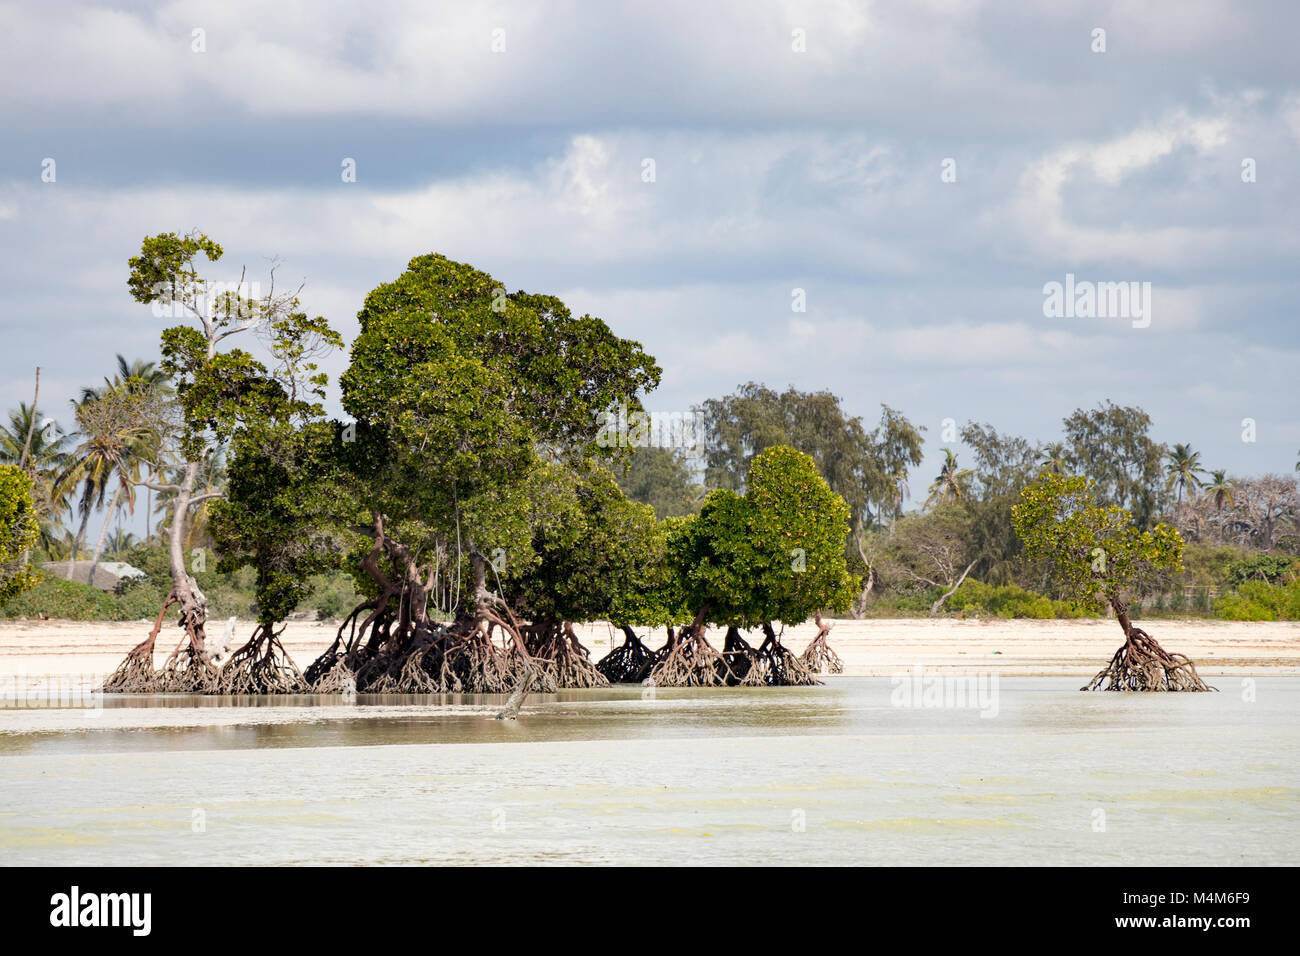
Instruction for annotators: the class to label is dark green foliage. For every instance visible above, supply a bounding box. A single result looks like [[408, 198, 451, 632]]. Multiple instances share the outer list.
[[1063, 401, 1167, 530], [701, 383, 922, 528], [671, 446, 857, 628], [511, 459, 672, 626], [1226, 553, 1300, 586], [0, 465, 40, 605], [209, 421, 349, 625]]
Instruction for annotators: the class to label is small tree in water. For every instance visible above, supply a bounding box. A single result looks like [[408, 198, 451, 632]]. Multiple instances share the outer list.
[[652, 445, 857, 686], [1012, 473, 1212, 692]]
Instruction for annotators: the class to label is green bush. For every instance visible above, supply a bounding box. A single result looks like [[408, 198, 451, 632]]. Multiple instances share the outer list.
[[1214, 579, 1300, 621], [301, 571, 366, 620], [1226, 554, 1300, 587], [949, 579, 1091, 619], [1, 545, 363, 622], [0, 574, 168, 621]]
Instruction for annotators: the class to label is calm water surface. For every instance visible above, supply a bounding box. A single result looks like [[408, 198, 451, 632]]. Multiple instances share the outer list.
[[0, 677, 1295, 865]]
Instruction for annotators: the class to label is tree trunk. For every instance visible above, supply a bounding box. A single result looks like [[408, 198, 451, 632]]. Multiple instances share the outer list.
[[469, 546, 493, 616], [851, 529, 874, 619], [18, 367, 39, 567], [930, 559, 978, 616], [67, 507, 92, 578], [86, 482, 123, 589], [1113, 599, 1135, 641], [167, 460, 209, 650]]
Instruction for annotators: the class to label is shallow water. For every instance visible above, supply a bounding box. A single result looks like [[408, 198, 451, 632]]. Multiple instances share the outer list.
[[0, 677, 1296, 865]]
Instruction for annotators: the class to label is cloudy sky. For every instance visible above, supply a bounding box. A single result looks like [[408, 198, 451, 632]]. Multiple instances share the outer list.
[[2, 0, 1297, 536]]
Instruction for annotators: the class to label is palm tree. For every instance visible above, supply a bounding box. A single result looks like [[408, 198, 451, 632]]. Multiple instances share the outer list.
[[0, 403, 74, 555], [81, 356, 174, 540], [1205, 470, 1234, 512], [926, 449, 972, 508], [1039, 441, 1068, 474], [55, 384, 162, 579], [106, 528, 139, 557], [1164, 443, 1206, 503]]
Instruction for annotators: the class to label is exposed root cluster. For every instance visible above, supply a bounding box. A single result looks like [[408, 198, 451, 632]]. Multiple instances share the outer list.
[[620, 623, 821, 688], [799, 614, 844, 675], [596, 626, 657, 683], [648, 627, 735, 687], [527, 622, 609, 689], [108, 593, 832, 696], [210, 625, 306, 695], [1084, 627, 1215, 692]]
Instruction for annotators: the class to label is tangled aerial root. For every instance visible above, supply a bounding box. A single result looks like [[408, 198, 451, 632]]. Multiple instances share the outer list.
[[597, 626, 657, 683], [528, 623, 609, 689], [434, 628, 540, 695], [648, 628, 736, 687], [716, 625, 819, 687], [1084, 627, 1215, 692], [155, 644, 219, 693], [755, 640, 819, 686], [107, 592, 838, 696], [303, 605, 570, 695], [721, 627, 763, 686], [312, 662, 356, 695], [102, 597, 173, 693], [104, 593, 220, 693], [799, 613, 843, 675], [210, 624, 306, 695], [639, 623, 823, 688]]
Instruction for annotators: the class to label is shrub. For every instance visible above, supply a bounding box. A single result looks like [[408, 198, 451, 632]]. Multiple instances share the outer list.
[[1214, 579, 1300, 621], [1226, 554, 1300, 587], [0, 574, 167, 621], [949, 579, 1090, 619]]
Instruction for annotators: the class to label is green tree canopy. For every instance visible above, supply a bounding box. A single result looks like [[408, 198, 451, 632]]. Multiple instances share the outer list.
[[1063, 401, 1166, 529], [1012, 472, 1183, 614], [0, 465, 41, 605], [671, 445, 857, 629]]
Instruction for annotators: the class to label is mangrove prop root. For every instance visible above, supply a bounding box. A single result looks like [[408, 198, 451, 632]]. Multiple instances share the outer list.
[[1083, 627, 1215, 692], [738, 624, 820, 687], [210, 625, 306, 695], [596, 626, 657, 683], [717, 625, 821, 687], [800, 615, 843, 675], [102, 595, 175, 693], [527, 623, 609, 690], [303, 599, 392, 687], [755, 638, 820, 686], [722, 627, 762, 686], [104, 593, 218, 694], [312, 662, 357, 695], [156, 644, 219, 694], [648, 628, 736, 687]]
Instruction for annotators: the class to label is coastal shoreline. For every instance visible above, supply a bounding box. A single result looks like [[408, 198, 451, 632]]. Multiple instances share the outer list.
[[2, 617, 1297, 685]]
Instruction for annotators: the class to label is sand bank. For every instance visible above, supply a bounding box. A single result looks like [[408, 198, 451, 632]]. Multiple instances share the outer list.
[[1, 616, 1297, 685]]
